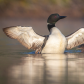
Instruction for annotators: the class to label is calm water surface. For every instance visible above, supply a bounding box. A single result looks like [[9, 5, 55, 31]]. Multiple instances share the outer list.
[[0, 19, 84, 84]]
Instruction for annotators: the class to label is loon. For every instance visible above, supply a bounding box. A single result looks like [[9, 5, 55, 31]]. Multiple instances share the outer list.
[[3, 13, 84, 54]]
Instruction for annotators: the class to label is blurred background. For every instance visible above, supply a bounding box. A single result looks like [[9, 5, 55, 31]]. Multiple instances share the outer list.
[[0, 0, 84, 18]]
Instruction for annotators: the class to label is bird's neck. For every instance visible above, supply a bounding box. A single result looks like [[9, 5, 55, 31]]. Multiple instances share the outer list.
[[47, 23, 64, 36], [47, 23, 55, 32]]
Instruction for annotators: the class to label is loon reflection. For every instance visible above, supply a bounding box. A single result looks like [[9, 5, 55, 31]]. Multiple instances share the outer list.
[[8, 53, 84, 84]]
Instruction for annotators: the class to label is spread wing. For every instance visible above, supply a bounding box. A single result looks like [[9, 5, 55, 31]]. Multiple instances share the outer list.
[[3, 26, 45, 53], [66, 28, 84, 49]]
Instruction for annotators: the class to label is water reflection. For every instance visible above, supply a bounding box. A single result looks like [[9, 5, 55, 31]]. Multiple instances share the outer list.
[[42, 54, 67, 84], [67, 53, 84, 84], [4, 53, 84, 84]]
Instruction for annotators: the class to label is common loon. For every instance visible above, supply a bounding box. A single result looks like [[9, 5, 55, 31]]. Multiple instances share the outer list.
[[3, 13, 84, 54]]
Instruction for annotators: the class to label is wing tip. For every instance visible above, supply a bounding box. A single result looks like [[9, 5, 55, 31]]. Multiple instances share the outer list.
[[3, 27, 7, 33], [3, 27, 10, 35], [3, 26, 15, 32], [3, 26, 17, 39]]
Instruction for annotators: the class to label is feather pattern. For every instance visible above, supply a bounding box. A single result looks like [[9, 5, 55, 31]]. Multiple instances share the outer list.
[[3, 26, 45, 53], [66, 28, 84, 49]]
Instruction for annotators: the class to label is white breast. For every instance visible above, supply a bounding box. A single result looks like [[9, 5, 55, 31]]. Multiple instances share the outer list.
[[41, 27, 67, 54]]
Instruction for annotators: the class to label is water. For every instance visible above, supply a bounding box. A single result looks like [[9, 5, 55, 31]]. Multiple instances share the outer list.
[[0, 53, 84, 84], [0, 18, 84, 84]]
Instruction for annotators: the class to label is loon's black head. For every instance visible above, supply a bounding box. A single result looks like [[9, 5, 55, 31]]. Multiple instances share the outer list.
[[47, 13, 66, 31], [47, 13, 66, 24]]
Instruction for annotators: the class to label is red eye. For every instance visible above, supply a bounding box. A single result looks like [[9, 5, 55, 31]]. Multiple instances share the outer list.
[[55, 16, 56, 18]]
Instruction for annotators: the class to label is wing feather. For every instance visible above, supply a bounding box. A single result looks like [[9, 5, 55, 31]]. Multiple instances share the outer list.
[[3, 26, 45, 53], [66, 28, 84, 49]]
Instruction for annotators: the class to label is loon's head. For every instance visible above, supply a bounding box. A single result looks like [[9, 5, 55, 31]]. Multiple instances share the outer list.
[[47, 13, 66, 24], [47, 13, 66, 31]]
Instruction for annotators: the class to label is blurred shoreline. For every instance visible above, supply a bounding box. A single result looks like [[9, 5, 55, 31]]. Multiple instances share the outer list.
[[0, 0, 84, 19]]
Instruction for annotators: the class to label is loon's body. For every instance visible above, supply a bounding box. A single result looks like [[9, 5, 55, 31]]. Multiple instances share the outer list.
[[42, 27, 67, 53], [3, 13, 84, 53]]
